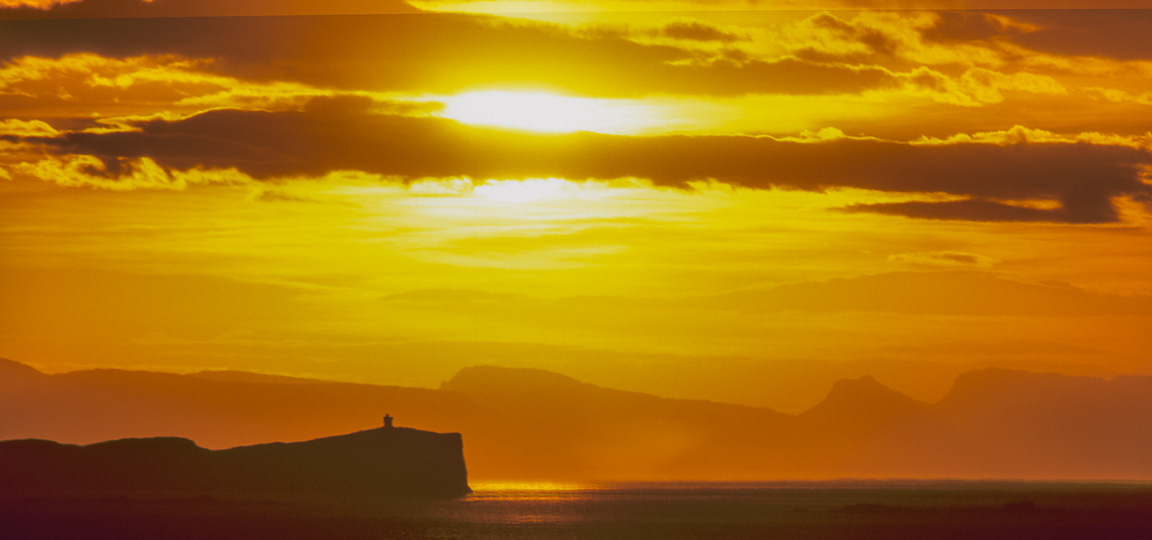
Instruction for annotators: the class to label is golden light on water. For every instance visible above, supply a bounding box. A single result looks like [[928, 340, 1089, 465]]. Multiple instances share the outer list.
[[438, 90, 660, 134], [470, 480, 595, 495]]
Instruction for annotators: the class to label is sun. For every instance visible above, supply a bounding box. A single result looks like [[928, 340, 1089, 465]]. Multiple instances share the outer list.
[[437, 90, 658, 134]]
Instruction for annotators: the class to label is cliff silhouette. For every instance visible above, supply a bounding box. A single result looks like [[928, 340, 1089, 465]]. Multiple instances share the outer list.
[[3, 358, 1150, 481], [0, 426, 471, 498]]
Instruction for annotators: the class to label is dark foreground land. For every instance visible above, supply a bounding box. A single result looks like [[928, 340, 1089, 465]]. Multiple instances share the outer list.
[[0, 427, 471, 500], [2, 482, 1151, 540]]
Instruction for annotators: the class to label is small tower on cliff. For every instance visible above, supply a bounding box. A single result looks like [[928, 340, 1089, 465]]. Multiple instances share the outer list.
[[383, 413, 394, 429]]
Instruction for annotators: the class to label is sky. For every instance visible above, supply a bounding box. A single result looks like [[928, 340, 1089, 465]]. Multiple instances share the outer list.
[[1, 0, 1150, 413]]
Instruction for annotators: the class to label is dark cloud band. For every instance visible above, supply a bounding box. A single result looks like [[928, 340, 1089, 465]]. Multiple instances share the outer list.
[[0, 14, 900, 98], [21, 97, 1151, 223]]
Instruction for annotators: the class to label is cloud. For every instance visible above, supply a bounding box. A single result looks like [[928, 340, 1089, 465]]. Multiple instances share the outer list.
[[1087, 87, 1152, 107], [656, 20, 742, 43], [0, 54, 227, 117], [708, 271, 1152, 317], [888, 251, 998, 268], [919, 11, 1039, 43], [379, 270, 1152, 318], [897, 66, 1066, 107], [777, 9, 1152, 71], [0, 0, 79, 9], [3, 6, 1144, 112], [840, 198, 1102, 223], [0, 118, 57, 136], [0, 0, 421, 18], [0, 14, 914, 98], [0, 53, 446, 124], [4, 5, 1149, 108], [7, 154, 251, 190], [913, 125, 1152, 154], [1007, 10, 1152, 62], [410, 0, 973, 11], [14, 96, 1151, 222], [781, 11, 1007, 69], [779, 11, 1152, 93]]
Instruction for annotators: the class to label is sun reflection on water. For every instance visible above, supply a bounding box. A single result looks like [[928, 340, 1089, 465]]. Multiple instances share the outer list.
[[470, 480, 598, 499]]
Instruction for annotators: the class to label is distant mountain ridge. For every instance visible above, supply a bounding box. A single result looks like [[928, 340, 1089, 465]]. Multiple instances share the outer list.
[[0, 426, 471, 498], [2, 358, 1150, 481]]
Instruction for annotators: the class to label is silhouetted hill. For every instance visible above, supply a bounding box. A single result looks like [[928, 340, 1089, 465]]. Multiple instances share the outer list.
[[923, 368, 1152, 477], [0, 357, 44, 378], [0, 362, 480, 449], [0, 427, 470, 498], [801, 375, 929, 425], [188, 370, 325, 385], [788, 375, 933, 475], [443, 365, 792, 426], [441, 365, 1152, 480], [2, 359, 1150, 480], [442, 365, 795, 479]]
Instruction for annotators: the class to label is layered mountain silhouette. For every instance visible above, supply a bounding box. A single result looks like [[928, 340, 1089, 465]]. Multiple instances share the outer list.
[[2, 358, 1150, 481], [0, 358, 480, 449], [0, 426, 471, 498]]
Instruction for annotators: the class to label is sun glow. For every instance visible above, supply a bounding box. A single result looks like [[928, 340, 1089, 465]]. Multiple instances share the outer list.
[[472, 178, 592, 204], [438, 90, 660, 134]]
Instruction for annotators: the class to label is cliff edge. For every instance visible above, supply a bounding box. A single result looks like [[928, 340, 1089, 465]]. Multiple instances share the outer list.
[[0, 426, 471, 499]]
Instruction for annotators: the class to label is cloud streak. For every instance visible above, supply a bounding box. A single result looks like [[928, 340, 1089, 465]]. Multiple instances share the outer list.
[[12, 96, 1150, 223], [0, 0, 421, 18], [0, 15, 955, 99]]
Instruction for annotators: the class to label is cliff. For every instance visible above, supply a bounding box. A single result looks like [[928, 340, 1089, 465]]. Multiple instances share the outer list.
[[0, 427, 471, 499]]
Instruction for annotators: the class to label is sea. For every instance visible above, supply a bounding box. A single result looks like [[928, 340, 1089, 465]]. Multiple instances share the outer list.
[[3, 481, 1152, 539]]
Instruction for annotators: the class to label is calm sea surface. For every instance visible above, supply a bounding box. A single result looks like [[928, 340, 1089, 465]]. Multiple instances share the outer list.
[[319, 480, 1152, 540], [4, 481, 1152, 539]]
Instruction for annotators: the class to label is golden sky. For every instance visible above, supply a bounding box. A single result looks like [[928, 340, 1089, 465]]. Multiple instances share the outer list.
[[1, 0, 1150, 412]]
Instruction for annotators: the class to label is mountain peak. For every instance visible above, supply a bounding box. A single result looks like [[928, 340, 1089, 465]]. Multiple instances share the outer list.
[[803, 375, 926, 421], [445, 364, 582, 384], [827, 375, 897, 399], [190, 370, 323, 385], [441, 365, 590, 398], [0, 358, 44, 378]]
